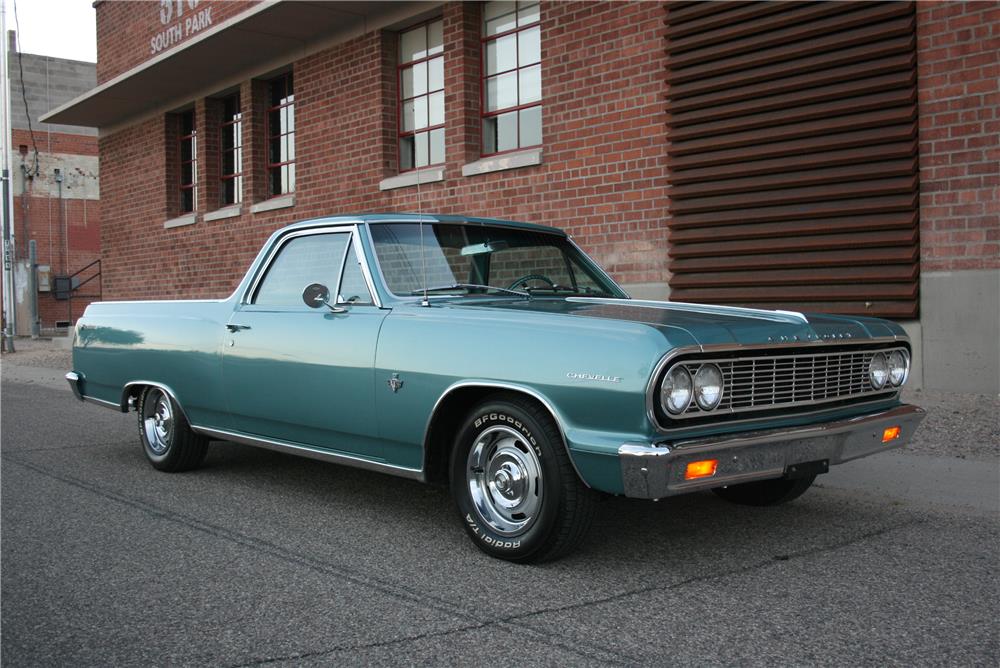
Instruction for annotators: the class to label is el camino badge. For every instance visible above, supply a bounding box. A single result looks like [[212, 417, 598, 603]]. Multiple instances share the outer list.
[[566, 372, 622, 383], [387, 373, 404, 393]]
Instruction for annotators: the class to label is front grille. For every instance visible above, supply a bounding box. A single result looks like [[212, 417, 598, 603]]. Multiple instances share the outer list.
[[668, 346, 907, 419]]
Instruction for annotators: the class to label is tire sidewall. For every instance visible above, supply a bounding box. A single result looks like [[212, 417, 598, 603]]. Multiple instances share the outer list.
[[450, 401, 563, 561], [137, 388, 176, 468]]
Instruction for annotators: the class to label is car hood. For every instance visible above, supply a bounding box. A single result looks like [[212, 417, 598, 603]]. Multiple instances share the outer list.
[[454, 297, 904, 346]]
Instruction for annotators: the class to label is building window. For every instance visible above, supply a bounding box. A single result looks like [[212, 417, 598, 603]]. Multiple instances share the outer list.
[[481, 1, 541, 156], [266, 73, 295, 197], [178, 110, 197, 212], [398, 20, 444, 171], [220, 93, 243, 206]]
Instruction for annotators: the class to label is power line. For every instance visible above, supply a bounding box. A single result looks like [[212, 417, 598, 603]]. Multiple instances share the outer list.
[[11, 0, 38, 177]]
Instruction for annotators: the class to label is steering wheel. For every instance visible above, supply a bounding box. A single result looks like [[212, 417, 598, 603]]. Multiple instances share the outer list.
[[507, 274, 556, 291]]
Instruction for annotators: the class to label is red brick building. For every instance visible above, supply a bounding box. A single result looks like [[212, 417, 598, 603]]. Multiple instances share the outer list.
[[8, 36, 101, 332], [44, 1, 999, 392]]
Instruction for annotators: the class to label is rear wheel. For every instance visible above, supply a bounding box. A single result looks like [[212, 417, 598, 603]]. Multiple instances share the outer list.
[[137, 387, 208, 472], [712, 475, 816, 506], [449, 394, 595, 563]]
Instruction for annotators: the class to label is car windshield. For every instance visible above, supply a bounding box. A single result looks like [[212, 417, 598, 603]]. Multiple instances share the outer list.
[[369, 223, 622, 299]]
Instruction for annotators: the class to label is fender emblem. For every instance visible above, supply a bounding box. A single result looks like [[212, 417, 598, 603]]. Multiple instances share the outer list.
[[387, 373, 404, 393], [566, 372, 622, 383]]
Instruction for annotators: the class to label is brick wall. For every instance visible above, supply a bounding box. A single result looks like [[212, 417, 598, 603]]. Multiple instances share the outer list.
[[916, 1, 1000, 272], [11, 129, 101, 332], [12, 129, 98, 157], [98, 1, 670, 301], [12, 196, 101, 327], [95, 0, 259, 84]]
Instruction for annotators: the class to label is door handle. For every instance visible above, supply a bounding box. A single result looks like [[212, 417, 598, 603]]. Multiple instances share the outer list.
[[226, 324, 251, 332]]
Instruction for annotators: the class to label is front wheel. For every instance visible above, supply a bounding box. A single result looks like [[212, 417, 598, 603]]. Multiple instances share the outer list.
[[449, 394, 595, 563], [712, 475, 816, 506], [137, 387, 208, 472]]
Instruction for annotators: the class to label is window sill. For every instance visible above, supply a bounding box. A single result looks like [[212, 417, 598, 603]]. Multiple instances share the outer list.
[[251, 194, 295, 214], [164, 213, 197, 229], [379, 167, 445, 191], [204, 204, 242, 222], [462, 148, 543, 177]]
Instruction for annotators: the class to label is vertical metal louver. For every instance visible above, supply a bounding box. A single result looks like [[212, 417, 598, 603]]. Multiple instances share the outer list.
[[665, 1, 920, 318]]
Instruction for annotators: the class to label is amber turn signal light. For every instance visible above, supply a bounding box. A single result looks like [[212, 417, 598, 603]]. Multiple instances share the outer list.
[[882, 426, 901, 443], [684, 459, 718, 480]]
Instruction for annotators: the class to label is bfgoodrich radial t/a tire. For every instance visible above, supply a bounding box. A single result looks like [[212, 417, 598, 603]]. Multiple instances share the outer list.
[[449, 393, 596, 563], [137, 387, 208, 472]]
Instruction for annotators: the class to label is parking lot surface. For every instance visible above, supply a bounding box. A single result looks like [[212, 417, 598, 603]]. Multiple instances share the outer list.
[[2, 345, 998, 666]]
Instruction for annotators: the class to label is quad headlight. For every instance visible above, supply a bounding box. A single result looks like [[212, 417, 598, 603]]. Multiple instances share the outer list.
[[887, 349, 909, 387], [869, 352, 889, 390], [694, 363, 724, 411], [660, 363, 725, 415], [660, 366, 692, 414]]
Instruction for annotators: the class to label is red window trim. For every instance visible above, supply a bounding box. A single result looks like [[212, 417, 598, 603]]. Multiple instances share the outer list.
[[178, 110, 197, 213], [397, 18, 446, 173], [218, 93, 243, 206], [265, 73, 295, 198], [480, 3, 542, 158]]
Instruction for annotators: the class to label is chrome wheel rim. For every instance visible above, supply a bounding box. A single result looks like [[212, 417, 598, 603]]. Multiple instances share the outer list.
[[143, 391, 173, 455], [467, 425, 543, 537]]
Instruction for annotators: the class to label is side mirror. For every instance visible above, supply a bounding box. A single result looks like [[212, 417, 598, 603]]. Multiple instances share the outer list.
[[302, 283, 330, 308], [302, 283, 346, 313]]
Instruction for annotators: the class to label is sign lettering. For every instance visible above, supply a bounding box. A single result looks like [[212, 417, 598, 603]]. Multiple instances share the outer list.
[[151, 1, 213, 55]]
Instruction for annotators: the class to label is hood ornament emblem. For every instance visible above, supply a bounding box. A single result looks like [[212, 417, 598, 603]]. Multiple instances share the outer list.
[[387, 373, 404, 393]]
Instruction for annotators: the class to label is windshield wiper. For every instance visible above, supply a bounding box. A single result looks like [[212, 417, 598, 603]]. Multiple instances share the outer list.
[[411, 283, 530, 298], [523, 285, 610, 297]]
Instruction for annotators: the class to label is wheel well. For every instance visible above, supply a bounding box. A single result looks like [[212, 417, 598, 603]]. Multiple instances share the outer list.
[[422, 386, 565, 486], [122, 384, 145, 411], [121, 383, 191, 425]]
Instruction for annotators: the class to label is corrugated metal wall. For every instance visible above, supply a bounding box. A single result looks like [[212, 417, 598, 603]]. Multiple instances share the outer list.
[[665, 1, 920, 318]]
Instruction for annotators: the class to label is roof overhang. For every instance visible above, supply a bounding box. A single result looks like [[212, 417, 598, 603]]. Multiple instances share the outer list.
[[41, 0, 433, 130]]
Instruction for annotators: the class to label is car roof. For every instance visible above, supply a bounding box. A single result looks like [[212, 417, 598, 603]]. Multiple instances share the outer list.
[[278, 213, 568, 237]]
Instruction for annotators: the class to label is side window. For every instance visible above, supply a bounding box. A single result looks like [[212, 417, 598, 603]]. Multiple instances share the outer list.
[[254, 233, 349, 307], [338, 243, 373, 305]]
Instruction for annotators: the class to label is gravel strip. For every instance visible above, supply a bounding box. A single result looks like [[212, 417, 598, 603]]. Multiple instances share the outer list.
[[901, 389, 999, 462], [1, 339, 72, 371]]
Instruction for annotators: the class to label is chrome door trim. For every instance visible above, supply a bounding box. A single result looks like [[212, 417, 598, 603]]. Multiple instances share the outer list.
[[349, 229, 382, 307], [242, 225, 383, 309], [191, 425, 425, 481], [424, 380, 590, 488]]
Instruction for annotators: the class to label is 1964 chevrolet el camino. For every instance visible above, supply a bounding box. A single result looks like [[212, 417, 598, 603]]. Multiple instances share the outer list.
[[67, 214, 924, 562]]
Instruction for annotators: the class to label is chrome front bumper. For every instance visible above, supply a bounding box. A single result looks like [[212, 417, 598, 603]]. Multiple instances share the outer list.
[[619, 404, 925, 499]]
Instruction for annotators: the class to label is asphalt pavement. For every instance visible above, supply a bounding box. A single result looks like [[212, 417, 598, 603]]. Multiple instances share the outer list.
[[2, 343, 998, 666]]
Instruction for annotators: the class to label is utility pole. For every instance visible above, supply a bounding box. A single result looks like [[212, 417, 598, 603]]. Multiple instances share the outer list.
[[0, 0, 16, 352]]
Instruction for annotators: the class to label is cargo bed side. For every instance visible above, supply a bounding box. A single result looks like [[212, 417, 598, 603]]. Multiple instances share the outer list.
[[71, 299, 235, 430]]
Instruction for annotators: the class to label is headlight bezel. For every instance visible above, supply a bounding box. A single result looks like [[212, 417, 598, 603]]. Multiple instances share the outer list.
[[887, 349, 910, 387], [693, 363, 724, 411], [660, 365, 693, 415], [869, 351, 889, 390]]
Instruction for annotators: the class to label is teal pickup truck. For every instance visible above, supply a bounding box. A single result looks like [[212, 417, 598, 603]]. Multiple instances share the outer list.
[[67, 214, 924, 562]]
